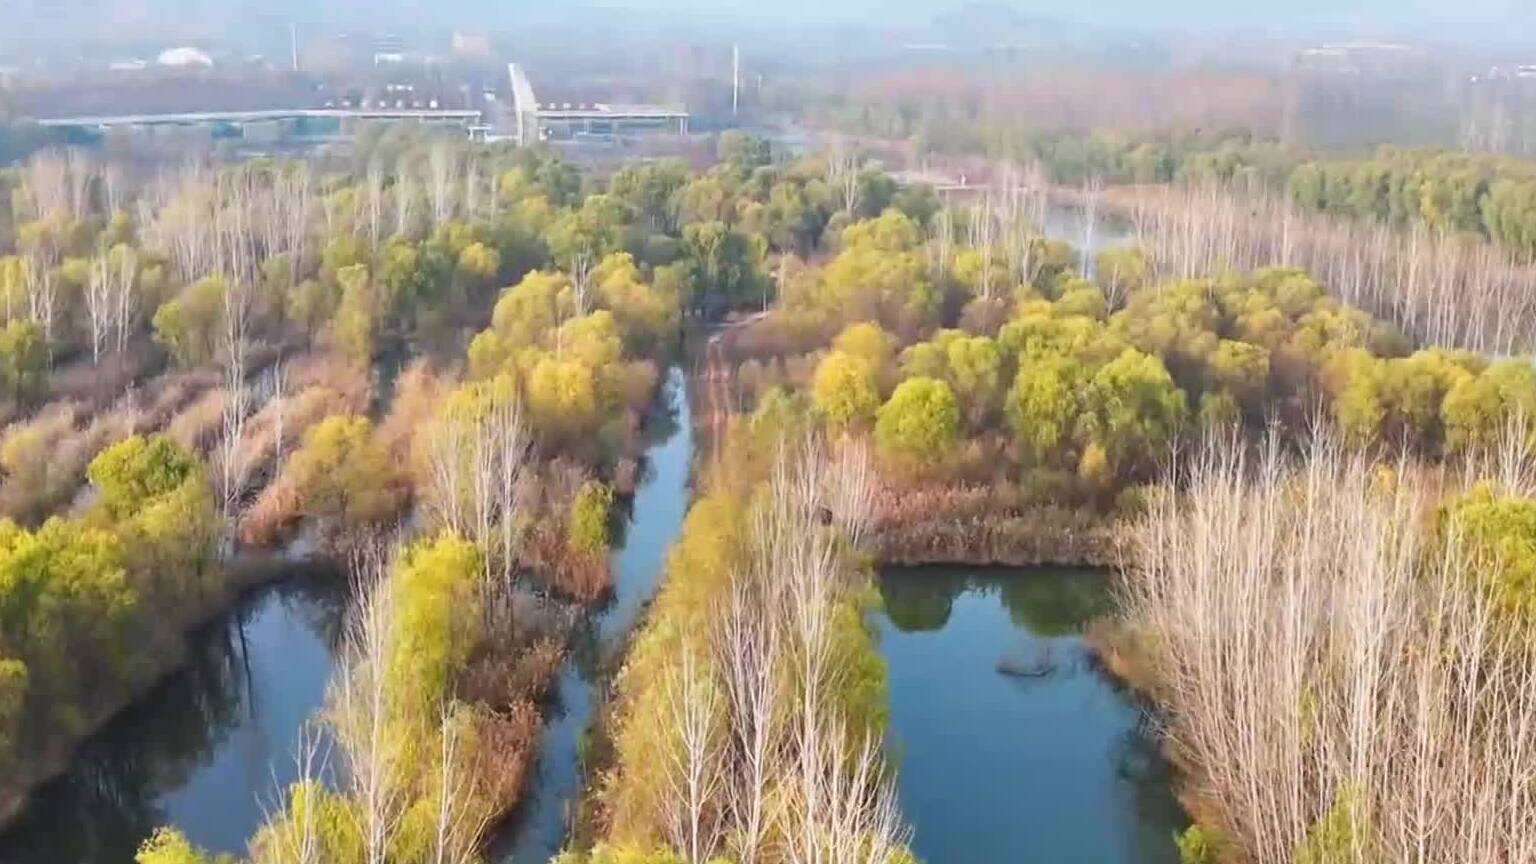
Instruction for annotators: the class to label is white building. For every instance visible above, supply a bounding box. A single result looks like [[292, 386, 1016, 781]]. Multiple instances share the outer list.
[[157, 47, 214, 68]]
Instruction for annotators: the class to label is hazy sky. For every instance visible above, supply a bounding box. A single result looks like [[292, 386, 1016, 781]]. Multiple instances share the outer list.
[[8, 0, 1533, 44], [590, 0, 1531, 30]]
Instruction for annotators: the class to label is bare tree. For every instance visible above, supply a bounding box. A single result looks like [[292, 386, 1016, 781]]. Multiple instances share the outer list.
[[422, 385, 532, 594], [393, 171, 418, 240], [427, 141, 459, 227], [662, 642, 725, 864], [218, 280, 253, 523], [1121, 432, 1536, 863], [330, 541, 407, 864], [257, 722, 330, 864], [110, 244, 139, 353], [826, 140, 862, 217], [364, 160, 386, 249], [1121, 181, 1536, 356], [85, 255, 114, 363], [431, 703, 485, 864]]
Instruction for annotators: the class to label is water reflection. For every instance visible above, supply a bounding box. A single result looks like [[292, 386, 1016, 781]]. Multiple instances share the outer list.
[[0, 570, 347, 863], [876, 567, 1184, 864], [493, 366, 694, 864]]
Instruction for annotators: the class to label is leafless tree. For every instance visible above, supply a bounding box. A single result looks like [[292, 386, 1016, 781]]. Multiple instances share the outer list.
[[85, 256, 114, 364], [662, 642, 725, 864], [1119, 181, 1536, 355], [1080, 175, 1103, 278], [827, 140, 862, 217], [110, 244, 139, 353], [257, 722, 330, 864], [330, 540, 407, 864], [22, 150, 71, 221], [21, 237, 59, 344], [218, 280, 253, 523], [363, 160, 386, 248], [393, 171, 418, 240], [1121, 432, 1536, 863], [422, 386, 532, 594], [717, 575, 781, 864], [427, 141, 459, 227], [431, 703, 484, 864]]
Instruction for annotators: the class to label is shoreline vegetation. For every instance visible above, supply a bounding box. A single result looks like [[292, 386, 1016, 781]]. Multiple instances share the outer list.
[[0, 548, 333, 827], [1, 121, 1534, 864]]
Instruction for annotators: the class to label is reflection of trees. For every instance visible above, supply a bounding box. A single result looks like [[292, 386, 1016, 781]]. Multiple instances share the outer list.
[[999, 570, 1111, 637], [877, 568, 970, 632], [879, 566, 1114, 636], [0, 574, 348, 864], [1110, 711, 1189, 864]]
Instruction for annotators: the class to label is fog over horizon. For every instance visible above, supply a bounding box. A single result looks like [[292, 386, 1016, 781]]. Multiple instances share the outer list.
[[4, 0, 1533, 46]]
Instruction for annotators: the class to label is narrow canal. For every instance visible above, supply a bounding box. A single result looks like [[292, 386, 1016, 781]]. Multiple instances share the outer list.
[[875, 567, 1186, 864], [0, 367, 694, 864], [492, 366, 693, 863]]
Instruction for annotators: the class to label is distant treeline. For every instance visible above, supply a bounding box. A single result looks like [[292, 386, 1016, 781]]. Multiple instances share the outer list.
[[1288, 149, 1536, 262]]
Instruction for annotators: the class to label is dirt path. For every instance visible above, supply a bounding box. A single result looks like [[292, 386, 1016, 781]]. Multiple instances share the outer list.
[[693, 313, 766, 466]]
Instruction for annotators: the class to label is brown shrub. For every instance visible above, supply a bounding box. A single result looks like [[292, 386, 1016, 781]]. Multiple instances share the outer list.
[[470, 700, 543, 819], [0, 403, 87, 521], [240, 471, 303, 547], [287, 352, 370, 412], [48, 344, 159, 410], [375, 359, 448, 462], [869, 481, 1115, 567], [461, 637, 565, 710], [166, 388, 228, 453]]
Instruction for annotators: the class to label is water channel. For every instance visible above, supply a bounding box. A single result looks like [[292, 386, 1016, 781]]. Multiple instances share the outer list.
[[491, 366, 693, 863], [0, 366, 694, 864], [0, 197, 1168, 862]]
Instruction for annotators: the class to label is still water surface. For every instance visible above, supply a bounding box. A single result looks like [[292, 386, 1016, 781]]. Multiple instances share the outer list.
[[492, 366, 693, 863], [0, 571, 348, 862], [876, 567, 1186, 864]]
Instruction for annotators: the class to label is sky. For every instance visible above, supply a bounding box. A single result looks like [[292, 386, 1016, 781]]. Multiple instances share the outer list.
[[6, 0, 1532, 45], [590, 0, 1531, 30]]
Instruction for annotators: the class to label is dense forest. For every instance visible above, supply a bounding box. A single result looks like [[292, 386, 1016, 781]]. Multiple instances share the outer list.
[[0, 128, 950, 863], [0, 119, 1533, 864]]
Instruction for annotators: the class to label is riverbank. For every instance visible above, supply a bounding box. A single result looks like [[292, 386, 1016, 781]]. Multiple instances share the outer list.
[[870, 484, 1123, 568], [0, 550, 341, 831], [487, 365, 695, 863]]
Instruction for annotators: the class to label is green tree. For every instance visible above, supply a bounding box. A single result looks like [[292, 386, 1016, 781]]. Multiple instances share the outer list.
[[87, 435, 200, 520], [1081, 349, 1189, 472], [285, 416, 405, 534], [1008, 354, 1088, 465], [152, 276, 226, 367], [812, 351, 881, 433], [874, 377, 961, 473], [388, 534, 484, 721], [0, 319, 46, 403], [1443, 360, 1536, 453], [136, 828, 225, 864], [832, 321, 897, 381], [569, 481, 614, 556], [331, 263, 378, 362]]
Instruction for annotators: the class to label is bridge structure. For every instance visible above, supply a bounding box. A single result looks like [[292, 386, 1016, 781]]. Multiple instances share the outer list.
[[34, 108, 485, 146], [506, 62, 688, 146]]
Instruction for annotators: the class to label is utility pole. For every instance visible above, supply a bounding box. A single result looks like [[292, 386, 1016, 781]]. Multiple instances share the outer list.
[[732, 43, 740, 118], [290, 23, 300, 72]]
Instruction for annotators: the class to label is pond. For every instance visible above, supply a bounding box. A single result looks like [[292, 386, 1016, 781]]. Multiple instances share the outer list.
[[0, 570, 348, 862], [875, 567, 1186, 864], [1042, 202, 1136, 272]]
